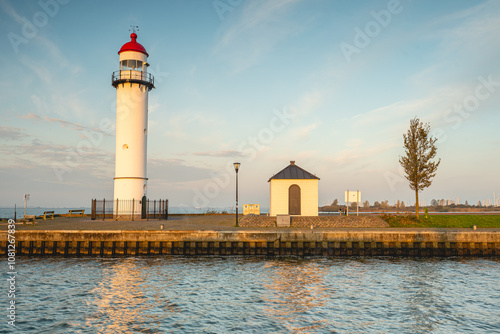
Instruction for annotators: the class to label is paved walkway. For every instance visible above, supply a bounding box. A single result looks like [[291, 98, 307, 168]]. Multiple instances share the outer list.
[[3, 214, 498, 232], [2, 214, 386, 231], [1, 215, 237, 231]]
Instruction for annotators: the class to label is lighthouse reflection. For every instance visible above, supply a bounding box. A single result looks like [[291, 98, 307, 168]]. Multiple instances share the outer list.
[[85, 258, 177, 333]]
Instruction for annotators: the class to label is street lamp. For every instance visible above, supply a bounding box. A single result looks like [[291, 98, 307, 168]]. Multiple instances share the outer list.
[[24, 194, 30, 218], [233, 162, 241, 226]]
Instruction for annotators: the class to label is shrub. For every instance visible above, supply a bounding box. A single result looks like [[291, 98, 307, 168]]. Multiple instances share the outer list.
[[380, 214, 421, 227]]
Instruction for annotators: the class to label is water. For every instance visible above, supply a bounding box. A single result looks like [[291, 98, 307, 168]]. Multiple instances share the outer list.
[[0, 207, 89, 220], [0, 206, 272, 219], [1, 257, 499, 333]]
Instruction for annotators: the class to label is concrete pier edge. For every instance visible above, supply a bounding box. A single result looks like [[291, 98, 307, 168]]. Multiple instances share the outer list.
[[2, 230, 500, 256]]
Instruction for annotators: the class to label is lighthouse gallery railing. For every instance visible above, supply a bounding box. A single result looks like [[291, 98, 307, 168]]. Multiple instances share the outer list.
[[111, 70, 155, 90]]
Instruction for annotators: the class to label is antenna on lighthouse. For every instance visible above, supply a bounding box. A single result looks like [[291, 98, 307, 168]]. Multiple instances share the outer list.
[[129, 25, 139, 33]]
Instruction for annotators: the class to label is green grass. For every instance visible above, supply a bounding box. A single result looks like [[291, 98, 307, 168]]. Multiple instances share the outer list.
[[381, 214, 500, 228]]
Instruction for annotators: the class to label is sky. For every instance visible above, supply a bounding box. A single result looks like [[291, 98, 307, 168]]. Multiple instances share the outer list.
[[1, 0, 499, 210]]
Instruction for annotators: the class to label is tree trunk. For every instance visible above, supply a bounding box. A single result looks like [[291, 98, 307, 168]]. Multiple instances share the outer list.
[[415, 189, 420, 219]]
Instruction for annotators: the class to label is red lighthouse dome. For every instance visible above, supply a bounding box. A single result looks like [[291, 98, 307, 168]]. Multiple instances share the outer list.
[[118, 33, 149, 57]]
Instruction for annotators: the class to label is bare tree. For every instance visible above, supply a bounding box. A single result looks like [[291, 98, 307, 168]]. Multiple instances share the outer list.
[[399, 117, 441, 218]]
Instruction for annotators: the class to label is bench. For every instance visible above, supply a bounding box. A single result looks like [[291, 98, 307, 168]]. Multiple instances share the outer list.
[[23, 215, 37, 225], [43, 211, 55, 220], [69, 209, 85, 218]]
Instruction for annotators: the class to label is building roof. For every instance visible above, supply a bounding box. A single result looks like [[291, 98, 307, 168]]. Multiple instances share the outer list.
[[118, 33, 149, 57], [268, 161, 320, 182]]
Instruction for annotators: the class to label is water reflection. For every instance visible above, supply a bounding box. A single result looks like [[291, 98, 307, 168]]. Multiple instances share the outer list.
[[262, 259, 330, 332], [84, 258, 177, 333], [12, 257, 500, 334]]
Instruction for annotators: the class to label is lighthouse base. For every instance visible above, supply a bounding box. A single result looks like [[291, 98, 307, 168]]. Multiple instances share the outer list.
[[91, 199, 168, 220], [113, 178, 147, 216]]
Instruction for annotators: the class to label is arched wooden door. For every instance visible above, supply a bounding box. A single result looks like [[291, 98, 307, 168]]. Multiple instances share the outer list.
[[288, 184, 301, 215]]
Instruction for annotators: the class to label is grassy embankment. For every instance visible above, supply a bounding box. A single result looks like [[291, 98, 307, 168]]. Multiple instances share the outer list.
[[381, 214, 500, 228]]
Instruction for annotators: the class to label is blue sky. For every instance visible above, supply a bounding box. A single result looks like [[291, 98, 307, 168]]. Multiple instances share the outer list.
[[1, 0, 499, 209]]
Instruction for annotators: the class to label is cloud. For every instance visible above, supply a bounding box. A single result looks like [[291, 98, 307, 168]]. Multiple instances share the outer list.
[[0, 136, 114, 186], [17, 29, 82, 78], [20, 112, 112, 136], [1, 139, 111, 165], [19, 55, 54, 85], [350, 86, 460, 134], [212, 0, 304, 72], [21, 112, 85, 131], [26, 87, 92, 120], [14, 34, 79, 85], [295, 123, 319, 139], [0, 126, 27, 141], [428, 0, 497, 28], [0, 0, 24, 25], [148, 158, 214, 183], [289, 91, 324, 117], [7, 31, 87, 119], [418, 0, 500, 73], [0, 166, 113, 207], [325, 140, 398, 169], [193, 150, 245, 158], [437, 3, 500, 55], [165, 111, 227, 140]]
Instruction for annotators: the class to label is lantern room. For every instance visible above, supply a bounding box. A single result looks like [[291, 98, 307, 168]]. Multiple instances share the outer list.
[[112, 33, 154, 90]]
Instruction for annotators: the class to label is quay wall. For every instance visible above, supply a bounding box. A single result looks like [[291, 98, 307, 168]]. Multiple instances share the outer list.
[[1, 230, 500, 257]]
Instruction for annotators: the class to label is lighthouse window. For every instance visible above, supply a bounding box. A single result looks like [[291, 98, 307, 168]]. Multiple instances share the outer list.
[[120, 60, 143, 71], [120, 60, 129, 70]]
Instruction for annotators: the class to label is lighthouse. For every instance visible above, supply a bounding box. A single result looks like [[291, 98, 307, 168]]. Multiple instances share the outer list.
[[111, 32, 154, 216]]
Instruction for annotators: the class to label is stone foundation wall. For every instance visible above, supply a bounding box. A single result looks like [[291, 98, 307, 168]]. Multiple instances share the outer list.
[[239, 215, 276, 227], [1, 230, 499, 257], [239, 215, 389, 228]]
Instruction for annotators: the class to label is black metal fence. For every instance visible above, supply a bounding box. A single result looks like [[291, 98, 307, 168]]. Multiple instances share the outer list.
[[91, 199, 168, 221]]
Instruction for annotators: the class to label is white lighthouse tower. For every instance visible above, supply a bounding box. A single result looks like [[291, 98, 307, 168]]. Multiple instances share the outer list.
[[111, 31, 154, 216]]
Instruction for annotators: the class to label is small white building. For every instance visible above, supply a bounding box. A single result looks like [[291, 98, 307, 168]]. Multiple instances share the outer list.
[[268, 161, 319, 216]]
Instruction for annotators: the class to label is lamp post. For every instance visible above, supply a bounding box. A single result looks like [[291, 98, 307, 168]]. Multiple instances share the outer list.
[[24, 194, 30, 218], [233, 162, 240, 226]]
